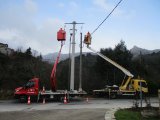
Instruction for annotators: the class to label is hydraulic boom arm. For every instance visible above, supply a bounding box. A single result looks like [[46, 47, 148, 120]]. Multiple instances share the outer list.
[[50, 44, 63, 91], [87, 46, 134, 78]]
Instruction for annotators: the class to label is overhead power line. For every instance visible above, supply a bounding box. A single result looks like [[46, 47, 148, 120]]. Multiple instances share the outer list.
[[91, 0, 123, 35]]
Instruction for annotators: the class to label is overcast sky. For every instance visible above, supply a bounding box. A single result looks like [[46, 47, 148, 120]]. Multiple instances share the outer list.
[[0, 0, 159, 55]]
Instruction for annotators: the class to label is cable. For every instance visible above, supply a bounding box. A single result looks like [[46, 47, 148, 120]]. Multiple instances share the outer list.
[[64, 24, 66, 30], [91, 0, 123, 35], [80, 24, 83, 33]]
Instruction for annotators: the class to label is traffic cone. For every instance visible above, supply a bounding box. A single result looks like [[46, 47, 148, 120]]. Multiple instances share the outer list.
[[42, 86, 46, 104], [86, 97, 89, 103], [27, 96, 31, 105], [42, 86, 45, 93], [64, 95, 67, 104], [43, 97, 45, 104]]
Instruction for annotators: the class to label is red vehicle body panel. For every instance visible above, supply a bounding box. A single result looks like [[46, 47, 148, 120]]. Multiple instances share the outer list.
[[57, 28, 66, 41], [14, 28, 65, 99], [14, 78, 39, 97]]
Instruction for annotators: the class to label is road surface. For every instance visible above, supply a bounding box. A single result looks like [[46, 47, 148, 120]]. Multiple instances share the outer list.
[[0, 97, 159, 120]]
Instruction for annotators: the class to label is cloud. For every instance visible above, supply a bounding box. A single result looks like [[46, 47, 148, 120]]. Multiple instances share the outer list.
[[65, 1, 79, 16], [0, 1, 64, 55], [93, 0, 135, 19], [25, 0, 38, 14], [0, 18, 64, 54], [93, 0, 113, 11], [0, 29, 26, 49], [70, 1, 78, 8], [58, 2, 65, 8], [34, 18, 64, 54], [93, 0, 124, 16]]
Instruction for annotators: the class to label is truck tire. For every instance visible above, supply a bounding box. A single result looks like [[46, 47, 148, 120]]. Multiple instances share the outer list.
[[135, 91, 144, 99], [110, 93, 117, 99], [19, 95, 27, 103]]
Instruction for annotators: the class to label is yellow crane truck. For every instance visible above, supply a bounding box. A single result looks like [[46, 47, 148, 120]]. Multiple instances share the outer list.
[[84, 32, 148, 98]]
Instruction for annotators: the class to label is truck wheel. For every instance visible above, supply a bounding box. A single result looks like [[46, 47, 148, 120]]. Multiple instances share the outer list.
[[19, 95, 27, 103], [135, 91, 144, 99], [110, 93, 117, 99], [134, 91, 139, 99], [60, 97, 64, 102], [55, 97, 62, 102]]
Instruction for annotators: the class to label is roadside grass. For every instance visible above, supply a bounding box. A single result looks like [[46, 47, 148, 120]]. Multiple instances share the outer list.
[[115, 109, 159, 120], [115, 109, 141, 120]]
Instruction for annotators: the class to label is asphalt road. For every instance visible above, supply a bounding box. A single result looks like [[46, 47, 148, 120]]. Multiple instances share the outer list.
[[0, 97, 159, 120], [0, 109, 107, 120]]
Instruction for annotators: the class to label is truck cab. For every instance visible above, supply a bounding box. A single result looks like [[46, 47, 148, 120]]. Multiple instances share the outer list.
[[14, 77, 39, 101], [132, 79, 148, 93]]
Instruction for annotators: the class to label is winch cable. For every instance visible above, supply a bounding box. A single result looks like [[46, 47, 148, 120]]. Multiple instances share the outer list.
[[91, 0, 123, 35]]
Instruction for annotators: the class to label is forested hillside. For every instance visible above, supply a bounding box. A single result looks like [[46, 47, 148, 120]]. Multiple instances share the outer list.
[[57, 41, 160, 94], [0, 41, 159, 96], [0, 48, 52, 90]]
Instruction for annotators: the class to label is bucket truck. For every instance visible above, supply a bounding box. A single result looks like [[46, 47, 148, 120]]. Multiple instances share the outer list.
[[14, 28, 86, 102], [84, 32, 148, 98]]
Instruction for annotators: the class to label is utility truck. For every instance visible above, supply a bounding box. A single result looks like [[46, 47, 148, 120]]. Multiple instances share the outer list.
[[84, 32, 148, 99], [14, 28, 86, 102], [14, 77, 86, 102]]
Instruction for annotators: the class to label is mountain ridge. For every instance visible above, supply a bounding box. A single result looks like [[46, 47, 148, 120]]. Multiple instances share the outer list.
[[130, 45, 160, 58], [43, 52, 96, 63], [43, 46, 160, 63]]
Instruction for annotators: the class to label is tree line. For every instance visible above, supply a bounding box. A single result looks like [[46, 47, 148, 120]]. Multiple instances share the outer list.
[[0, 41, 159, 96], [0, 48, 52, 90], [57, 41, 160, 94]]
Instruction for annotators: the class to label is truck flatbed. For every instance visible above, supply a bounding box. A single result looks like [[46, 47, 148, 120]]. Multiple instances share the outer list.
[[38, 90, 87, 101], [40, 90, 87, 95]]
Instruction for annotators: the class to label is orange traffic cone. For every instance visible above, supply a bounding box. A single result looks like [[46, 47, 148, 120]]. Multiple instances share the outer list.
[[64, 95, 67, 104], [43, 97, 45, 104], [27, 96, 31, 105]]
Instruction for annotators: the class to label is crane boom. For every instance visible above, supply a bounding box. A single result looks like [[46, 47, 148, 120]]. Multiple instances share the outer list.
[[50, 44, 63, 91], [87, 46, 134, 78]]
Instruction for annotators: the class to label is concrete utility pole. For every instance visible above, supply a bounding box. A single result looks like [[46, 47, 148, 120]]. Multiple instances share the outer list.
[[65, 21, 84, 91], [79, 32, 83, 91], [70, 21, 76, 91], [68, 33, 72, 90]]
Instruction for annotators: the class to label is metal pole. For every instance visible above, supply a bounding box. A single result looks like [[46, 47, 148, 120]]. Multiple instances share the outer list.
[[79, 32, 82, 91], [70, 21, 76, 91], [68, 33, 72, 90], [65, 21, 84, 91], [140, 80, 142, 108]]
